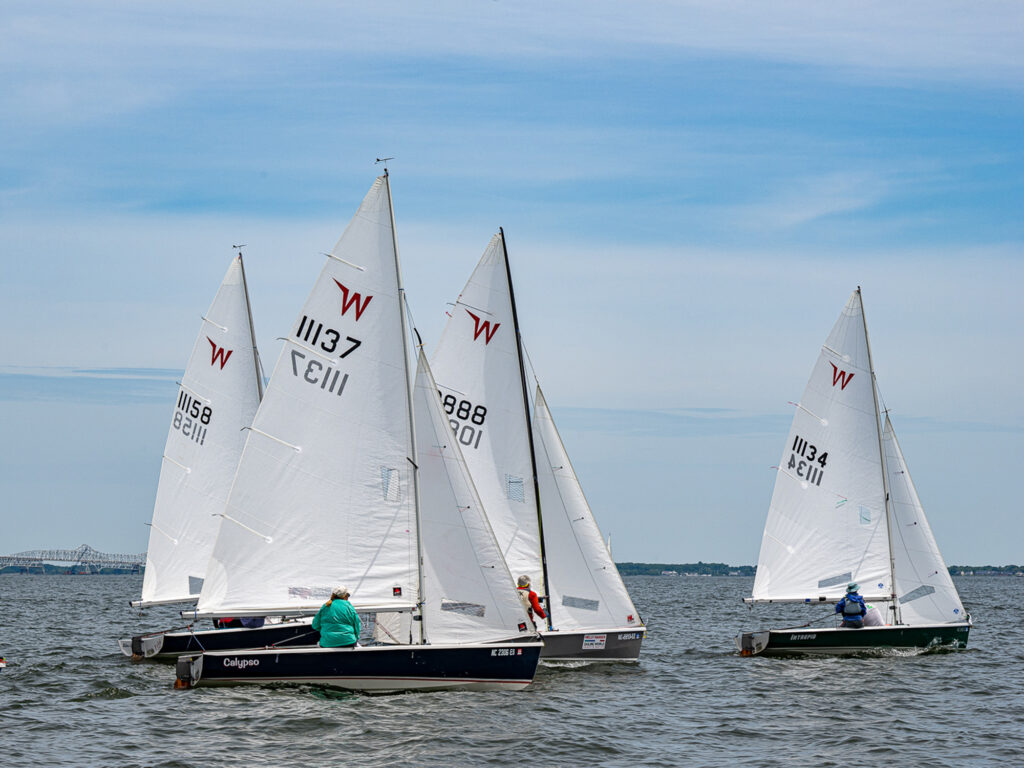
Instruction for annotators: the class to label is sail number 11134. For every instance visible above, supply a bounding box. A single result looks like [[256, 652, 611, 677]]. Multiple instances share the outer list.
[[788, 434, 828, 486]]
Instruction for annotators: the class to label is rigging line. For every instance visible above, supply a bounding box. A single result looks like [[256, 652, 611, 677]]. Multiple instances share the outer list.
[[402, 293, 424, 350], [450, 299, 494, 316], [202, 316, 229, 332], [787, 401, 828, 426], [321, 252, 365, 271], [145, 522, 179, 545], [521, 343, 542, 387], [161, 455, 191, 474], [214, 513, 274, 543], [243, 426, 301, 452]]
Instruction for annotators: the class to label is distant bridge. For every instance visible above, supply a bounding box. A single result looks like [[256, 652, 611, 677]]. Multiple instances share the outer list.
[[0, 544, 146, 572]]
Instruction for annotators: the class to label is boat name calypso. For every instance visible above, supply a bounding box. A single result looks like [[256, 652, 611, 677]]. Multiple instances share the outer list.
[[222, 657, 260, 669]]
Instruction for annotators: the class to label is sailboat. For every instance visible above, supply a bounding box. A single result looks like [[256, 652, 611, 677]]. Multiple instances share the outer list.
[[430, 230, 645, 662], [736, 288, 971, 656], [174, 175, 542, 692], [119, 255, 316, 660]]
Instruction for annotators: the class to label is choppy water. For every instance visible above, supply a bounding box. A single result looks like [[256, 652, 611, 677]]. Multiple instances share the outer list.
[[2, 574, 1021, 767]]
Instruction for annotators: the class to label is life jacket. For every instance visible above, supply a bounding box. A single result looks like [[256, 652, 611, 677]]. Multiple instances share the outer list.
[[843, 595, 865, 616], [517, 586, 534, 617]]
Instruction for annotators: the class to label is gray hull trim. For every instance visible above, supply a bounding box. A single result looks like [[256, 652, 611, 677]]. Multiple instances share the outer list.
[[539, 627, 645, 662]]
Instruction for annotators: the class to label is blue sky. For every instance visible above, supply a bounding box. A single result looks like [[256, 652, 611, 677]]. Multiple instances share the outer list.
[[2, 2, 1022, 565]]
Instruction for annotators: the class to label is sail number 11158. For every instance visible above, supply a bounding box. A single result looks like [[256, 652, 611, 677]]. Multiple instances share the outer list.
[[788, 434, 828, 486]]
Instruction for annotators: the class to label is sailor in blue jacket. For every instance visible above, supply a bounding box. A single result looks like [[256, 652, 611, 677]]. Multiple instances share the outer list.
[[835, 582, 867, 628]]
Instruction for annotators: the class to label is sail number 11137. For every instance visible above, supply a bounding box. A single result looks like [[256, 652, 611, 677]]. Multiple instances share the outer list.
[[788, 434, 828, 486]]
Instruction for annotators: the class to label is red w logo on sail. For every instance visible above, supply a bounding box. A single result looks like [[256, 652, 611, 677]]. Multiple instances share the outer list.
[[466, 310, 500, 344], [830, 362, 854, 390], [207, 337, 233, 370], [333, 279, 373, 321]]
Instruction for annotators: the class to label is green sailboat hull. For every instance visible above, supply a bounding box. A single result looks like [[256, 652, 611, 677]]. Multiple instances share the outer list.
[[736, 622, 971, 657]]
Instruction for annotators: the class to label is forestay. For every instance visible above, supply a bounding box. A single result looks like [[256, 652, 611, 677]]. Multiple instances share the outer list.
[[884, 416, 965, 624], [139, 256, 262, 606], [198, 177, 418, 616], [414, 353, 536, 644], [751, 290, 892, 603], [532, 387, 642, 631], [430, 234, 543, 595]]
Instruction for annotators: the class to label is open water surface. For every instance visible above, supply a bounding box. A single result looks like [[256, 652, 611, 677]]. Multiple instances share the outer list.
[[1, 574, 1021, 767]]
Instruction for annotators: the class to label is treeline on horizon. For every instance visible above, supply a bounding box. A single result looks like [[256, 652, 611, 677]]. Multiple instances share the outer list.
[[615, 562, 1024, 576], [3, 562, 1021, 576]]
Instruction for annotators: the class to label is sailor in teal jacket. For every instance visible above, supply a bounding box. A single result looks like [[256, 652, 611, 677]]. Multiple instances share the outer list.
[[312, 586, 362, 647]]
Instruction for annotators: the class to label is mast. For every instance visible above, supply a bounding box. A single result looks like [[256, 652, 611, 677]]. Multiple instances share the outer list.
[[236, 251, 265, 400], [499, 227, 553, 630], [385, 170, 427, 644], [859, 286, 901, 625]]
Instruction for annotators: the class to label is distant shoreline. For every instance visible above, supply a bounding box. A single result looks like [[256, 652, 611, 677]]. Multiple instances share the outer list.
[[2, 562, 1021, 577]]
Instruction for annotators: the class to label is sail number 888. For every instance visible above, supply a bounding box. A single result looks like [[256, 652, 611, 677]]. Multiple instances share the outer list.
[[440, 394, 486, 424], [438, 393, 487, 450]]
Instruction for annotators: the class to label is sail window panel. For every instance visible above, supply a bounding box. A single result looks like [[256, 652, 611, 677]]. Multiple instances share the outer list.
[[188, 576, 205, 594], [505, 475, 525, 503], [440, 599, 487, 617], [898, 584, 937, 604], [817, 572, 853, 589], [287, 585, 332, 600], [858, 506, 872, 525], [381, 467, 402, 502], [562, 595, 600, 611]]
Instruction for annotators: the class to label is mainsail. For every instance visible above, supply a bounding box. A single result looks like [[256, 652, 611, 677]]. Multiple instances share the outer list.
[[429, 233, 543, 596], [138, 256, 263, 606], [532, 387, 642, 630], [198, 177, 417, 616], [751, 289, 892, 604], [884, 415, 965, 625]]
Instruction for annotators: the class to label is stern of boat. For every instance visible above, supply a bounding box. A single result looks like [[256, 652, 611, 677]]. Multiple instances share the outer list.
[[736, 630, 771, 657], [174, 654, 203, 689]]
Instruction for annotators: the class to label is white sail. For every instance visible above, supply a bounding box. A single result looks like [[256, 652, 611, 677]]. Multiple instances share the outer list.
[[752, 289, 892, 603], [884, 415, 966, 624], [198, 176, 418, 616], [139, 256, 262, 606], [414, 352, 536, 644], [429, 233, 543, 595], [532, 386, 642, 630]]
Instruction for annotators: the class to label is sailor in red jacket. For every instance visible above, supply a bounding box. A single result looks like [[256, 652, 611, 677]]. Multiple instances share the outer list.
[[517, 575, 547, 626]]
